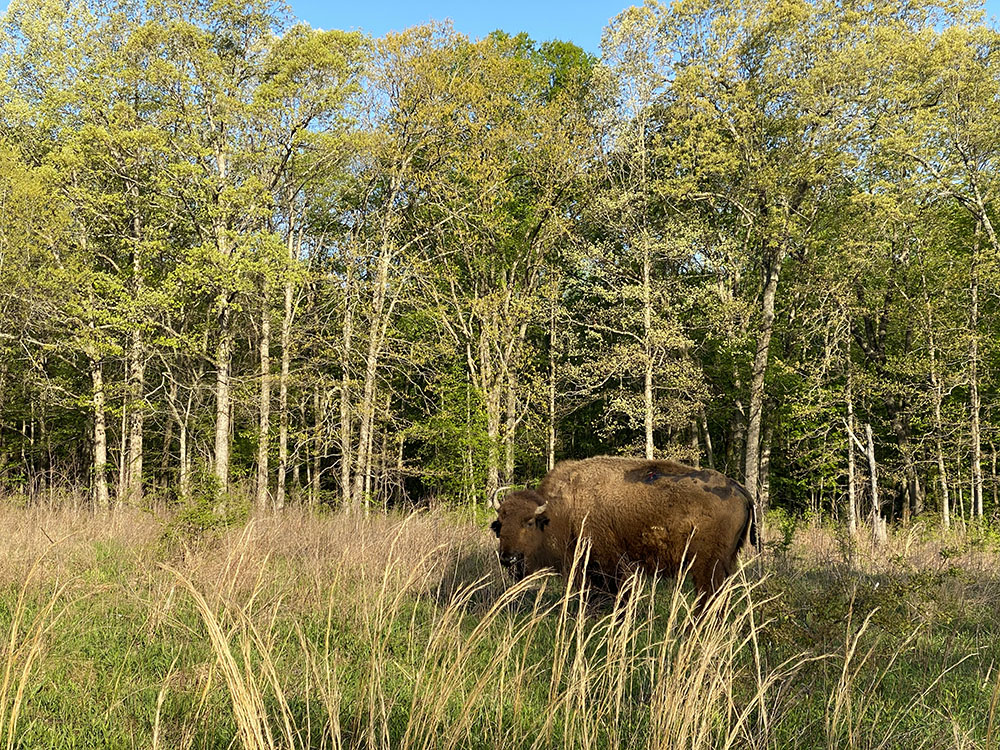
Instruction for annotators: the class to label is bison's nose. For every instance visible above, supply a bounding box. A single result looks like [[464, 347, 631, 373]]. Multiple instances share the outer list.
[[498, 551, 525, 580], [500, 552, 522, 566]]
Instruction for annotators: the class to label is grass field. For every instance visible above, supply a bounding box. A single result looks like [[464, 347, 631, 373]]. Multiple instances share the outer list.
[[0, 501, 996, 749]]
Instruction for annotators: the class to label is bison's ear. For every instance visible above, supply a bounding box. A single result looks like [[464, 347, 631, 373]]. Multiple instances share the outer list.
[[490, 519, 501, 538], [533, 503, 550, 531]]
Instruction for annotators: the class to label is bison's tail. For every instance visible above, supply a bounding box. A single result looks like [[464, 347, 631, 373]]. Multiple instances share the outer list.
[[735, 495, 759, 556]]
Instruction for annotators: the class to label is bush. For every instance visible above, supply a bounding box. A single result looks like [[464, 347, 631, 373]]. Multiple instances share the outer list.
[[161, 470, 249, 550]]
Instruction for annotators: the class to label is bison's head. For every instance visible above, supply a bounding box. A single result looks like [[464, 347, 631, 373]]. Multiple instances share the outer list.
[[491, 490, 551, 581]]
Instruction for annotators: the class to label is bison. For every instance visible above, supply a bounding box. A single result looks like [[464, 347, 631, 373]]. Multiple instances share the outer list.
[[491, 456, 757, 608]]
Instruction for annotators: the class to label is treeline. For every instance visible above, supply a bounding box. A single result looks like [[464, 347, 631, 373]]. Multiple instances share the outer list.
[[1, 0, 998, 532]]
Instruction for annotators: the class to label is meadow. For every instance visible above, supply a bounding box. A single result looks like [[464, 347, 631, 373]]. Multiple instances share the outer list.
[[0, 500, 996, 749]]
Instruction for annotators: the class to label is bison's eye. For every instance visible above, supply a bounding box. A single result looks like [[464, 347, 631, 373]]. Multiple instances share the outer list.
[[490, 519, 501, 538]]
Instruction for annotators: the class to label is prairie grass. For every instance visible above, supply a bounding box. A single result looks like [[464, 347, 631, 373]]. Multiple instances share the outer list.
[[0, 503, 994, 748]]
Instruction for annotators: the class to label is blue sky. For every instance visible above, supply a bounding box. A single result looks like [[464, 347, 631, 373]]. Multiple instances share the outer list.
[[291, 0, 1000, 54], [291, 0, 629, 54], [0, 0, 998, 54]]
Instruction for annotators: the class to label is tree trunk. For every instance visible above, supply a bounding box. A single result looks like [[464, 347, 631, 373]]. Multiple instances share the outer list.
[[211, 141, 233, 496], [364, 396, 376, 501], [117, 403, 128, 499], [466, 369, 476, 504], [339, 369, 352, 508], [178, 419, 189, 501], [547, 282, 558, 472], [845, 362, 858, 537], [505, 370, 517, 484], [744, 249, 785, 512], [643, 245, 654, 459], [256, 296, 271, 509], [125, 181, 145, 504], [485, 387, 502, 508], [923, 273, 950, 529], [759, 420, 773, 512], [992, 443, 997, 516], [689, 418, 701, 469], [126, 320, 145, 504], [936, 403, 951, 530], [970, 224, 983, 518], [339, 259, 355, 508], [311, 385, 322, 505], [213, 301, 232, 494], [276, 266, 293, 510], [159, 417, 174, 492], [728, 390, 745, 477], [865, 423, 885, 546], [897, 425, 915, 526], [90, 355, 110, 510], [699, 405, 715, 469], [479, 323, 502, 507], [352, 244, 394, 510], [547, 353, 556, 472]]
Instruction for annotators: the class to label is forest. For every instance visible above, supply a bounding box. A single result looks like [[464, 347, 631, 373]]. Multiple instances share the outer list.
[[2, 0, 999, 536]]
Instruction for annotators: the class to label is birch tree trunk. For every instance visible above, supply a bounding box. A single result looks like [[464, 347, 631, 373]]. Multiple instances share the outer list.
[[158, 417, 173, 492], [213, 302, 232, 493], [126, 189, 144, 504], [744, 249, 784, 512], [699, 406, 715, 469], [311, 385, 322, 505], [117, 404, 128, 499], [502, 321, 529, 485], [256, 295, 271, 509], [212, 144, 233, 493], [759, 421, 773, 511], [845, 363, 858, 537], [275, 243, 294, 510], [126, 313, 145, 503], [178, 419, 189, 501], [970, 224, 983, 518], [339, 351, 353, 508], [351, 243, 394, 510], [547, 339, 556, 473], [643, 245, 654, 459], [865, 423, 886, 545], [992, 444, 997, 512], [90, 355, 110, 510], [922, 273, 951, 529], [505, 370, 517, 484], [481, 325, 502, 507]]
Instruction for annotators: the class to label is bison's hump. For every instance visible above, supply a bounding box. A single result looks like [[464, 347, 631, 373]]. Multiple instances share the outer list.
[[619, 461, 750, 503]]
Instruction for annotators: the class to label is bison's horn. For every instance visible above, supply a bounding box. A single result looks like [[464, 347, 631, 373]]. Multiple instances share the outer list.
[[534, 503, 548, 516]]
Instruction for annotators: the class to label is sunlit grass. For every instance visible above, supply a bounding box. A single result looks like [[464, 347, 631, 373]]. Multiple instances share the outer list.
[[0, 503, 994, 748]]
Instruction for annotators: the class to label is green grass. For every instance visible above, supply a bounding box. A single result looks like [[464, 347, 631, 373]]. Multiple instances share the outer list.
[[0, 504, 994, 749]]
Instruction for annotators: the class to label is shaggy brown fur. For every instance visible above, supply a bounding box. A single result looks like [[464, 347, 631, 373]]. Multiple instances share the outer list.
[[492, 457, 756, 605]]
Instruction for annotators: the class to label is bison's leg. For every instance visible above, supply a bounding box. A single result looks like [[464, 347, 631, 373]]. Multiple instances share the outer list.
[[586, 564, 622, 596], [690, 558, 729, 617]]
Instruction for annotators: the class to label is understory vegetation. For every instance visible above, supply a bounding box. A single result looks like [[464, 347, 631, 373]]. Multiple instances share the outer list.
[[0, 504, 996, 749]]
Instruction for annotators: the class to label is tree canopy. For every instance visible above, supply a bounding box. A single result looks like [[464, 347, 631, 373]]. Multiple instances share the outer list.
[[1, 0, 998, 533]]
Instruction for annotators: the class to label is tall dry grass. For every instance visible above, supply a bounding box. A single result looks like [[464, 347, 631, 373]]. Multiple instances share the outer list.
[[0, 552, 71, 749], [0, 504, 992, 749], [167, 512, 963, 750]]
